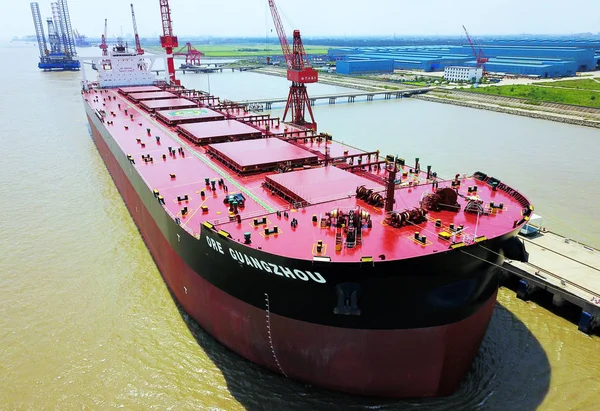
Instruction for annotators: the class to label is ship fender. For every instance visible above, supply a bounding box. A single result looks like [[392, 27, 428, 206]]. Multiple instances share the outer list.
[[500, 236, 529, 262]]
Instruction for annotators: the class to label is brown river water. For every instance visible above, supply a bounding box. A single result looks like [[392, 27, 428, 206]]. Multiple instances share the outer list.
[[0, 43, 598, 410]]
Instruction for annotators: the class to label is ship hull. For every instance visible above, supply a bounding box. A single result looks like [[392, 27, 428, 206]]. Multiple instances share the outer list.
[[86, 106, 505, 397]]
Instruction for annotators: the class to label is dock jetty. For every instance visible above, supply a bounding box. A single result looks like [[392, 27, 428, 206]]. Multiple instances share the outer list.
[[501, 230, 600, 334]]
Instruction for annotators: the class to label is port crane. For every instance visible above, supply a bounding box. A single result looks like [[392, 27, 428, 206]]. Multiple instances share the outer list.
[[463, 25, 489, 75], [73, 29, 89, 46], [100, 18, 108, 56], [130, 3, 144, 55], [267, 0, 318, 131], [159, 0, 179, 85], [173, 42, 204, 66]]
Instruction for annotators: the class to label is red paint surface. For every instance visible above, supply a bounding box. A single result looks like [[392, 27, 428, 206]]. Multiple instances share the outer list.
[[118, 85, 161, 94], [128, 91, 177, 101], [89, 113, 496, 397], [296, 139, 366, 158], [208, 137, 318, 168], [85, 89, 530, 262], [156, 107, 225, 124], [140, 98, 196, 111], [266, 165, 384, 204], [178, 120, 259, 141]]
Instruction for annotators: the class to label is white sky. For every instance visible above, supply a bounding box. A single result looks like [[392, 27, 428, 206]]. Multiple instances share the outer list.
[[6, 0, 600, 40]]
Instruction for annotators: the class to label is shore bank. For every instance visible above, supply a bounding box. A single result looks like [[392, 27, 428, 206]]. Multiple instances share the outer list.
[[254, 67, 600, 128], [414, 91, 600, 129]]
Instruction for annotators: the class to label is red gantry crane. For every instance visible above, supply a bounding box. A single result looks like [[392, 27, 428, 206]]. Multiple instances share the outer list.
[[159, 0, 179, 85], [99, 18, 108, 56], [174, 42, 205, 66], [463, 25, 488, 75], [130, 3, 144, 55], [268, 0, 318, 131]]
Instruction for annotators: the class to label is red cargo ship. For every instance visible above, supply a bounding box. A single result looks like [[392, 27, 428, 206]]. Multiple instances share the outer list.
[[79, 41, 530, 398]]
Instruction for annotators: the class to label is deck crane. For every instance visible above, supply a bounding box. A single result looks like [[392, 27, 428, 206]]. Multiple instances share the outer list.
[[462, 25, 488, 75], [267, 0, 318, 131], [174, 42, 204, 66], [159, 0, 179, 85], [99, 18, 108, 56], [130, 3, 144, 55]]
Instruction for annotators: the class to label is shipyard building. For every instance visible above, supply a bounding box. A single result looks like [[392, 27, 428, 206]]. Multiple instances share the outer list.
[[332, 40, 600, 77], [444, 67, 483, 82]]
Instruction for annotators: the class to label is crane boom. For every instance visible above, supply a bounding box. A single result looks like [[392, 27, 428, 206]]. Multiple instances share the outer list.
[[462, 26, 478, 61], [462, 25, 488, 69], [130, 3, 144, 55], [267, 0, 292, 70], [267, 0, 318, 130], [159, 0, 179, 85], [100, 18, 108, 56]]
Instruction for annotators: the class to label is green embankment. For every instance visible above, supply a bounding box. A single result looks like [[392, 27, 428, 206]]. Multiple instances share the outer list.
[[465, 80, 600, 108], [535, 78, 600, 91], [148, 44, 331, 58]]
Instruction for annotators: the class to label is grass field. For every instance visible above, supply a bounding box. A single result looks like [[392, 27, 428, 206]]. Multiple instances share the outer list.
[[148, 44, 331, 58], [466, 83, 600, 108], [536, 78, 600, 91]]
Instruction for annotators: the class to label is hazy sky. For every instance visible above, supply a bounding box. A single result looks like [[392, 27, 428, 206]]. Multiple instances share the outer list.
[[6, 0, 600, 40]]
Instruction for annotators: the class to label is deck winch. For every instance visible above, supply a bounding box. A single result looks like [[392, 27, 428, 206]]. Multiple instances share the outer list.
[[321, 207, 372, 249], [356, 185, 384, 207], [421, 187, 461, 212], [386, 207, 428, 228]]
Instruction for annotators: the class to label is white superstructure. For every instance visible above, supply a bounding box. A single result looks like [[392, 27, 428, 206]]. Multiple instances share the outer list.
[[78, 44, 165, 89], [444, 66, 483, 82]]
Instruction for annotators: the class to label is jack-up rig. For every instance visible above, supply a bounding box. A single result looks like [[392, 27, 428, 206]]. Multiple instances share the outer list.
[[30, 0, 80, 70], [267, 0, 318, 131]]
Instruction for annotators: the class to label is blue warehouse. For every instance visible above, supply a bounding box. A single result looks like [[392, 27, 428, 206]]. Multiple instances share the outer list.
[[331, 40, 600, 77], [336, 59, 395, 75]]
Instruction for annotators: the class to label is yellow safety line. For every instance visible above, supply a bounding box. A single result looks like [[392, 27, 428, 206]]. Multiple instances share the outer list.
[[109, 90, 279, 213], [181, 198, 206, 229]]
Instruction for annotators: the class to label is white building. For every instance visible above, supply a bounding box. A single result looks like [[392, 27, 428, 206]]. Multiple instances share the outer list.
[[444, 66, 483, 82]]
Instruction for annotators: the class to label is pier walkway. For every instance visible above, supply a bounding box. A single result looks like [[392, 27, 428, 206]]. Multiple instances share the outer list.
[[241, 88, 431, 109], [503, 231, 600, 333], [152, 64, 262, 75]]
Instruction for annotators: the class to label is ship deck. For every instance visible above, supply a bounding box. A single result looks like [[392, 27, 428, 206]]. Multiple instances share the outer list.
[[156, 107, 225, 125], [207, 138, 320, 174], [85, 85, 531, 262], [140, 98, 197, 112], [118, 85, 161, 94], [177, 120, 262, 145], [265, 166, 384, 204], [128, 91, 178, 102]]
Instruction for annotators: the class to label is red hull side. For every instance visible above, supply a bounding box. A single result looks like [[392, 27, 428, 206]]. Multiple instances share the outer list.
[[89, 116, 496, 398]]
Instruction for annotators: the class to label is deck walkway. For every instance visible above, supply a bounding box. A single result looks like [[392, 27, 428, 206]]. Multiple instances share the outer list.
[[503, 231, 600, 333]]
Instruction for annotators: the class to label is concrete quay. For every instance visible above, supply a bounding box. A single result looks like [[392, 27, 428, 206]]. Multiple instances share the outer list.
[[501, 231, 600, 334]]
